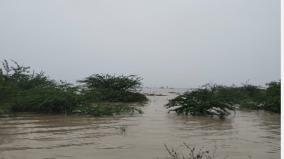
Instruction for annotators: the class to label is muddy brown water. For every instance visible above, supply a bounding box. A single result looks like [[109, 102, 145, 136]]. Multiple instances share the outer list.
[[0, 88, 280, 159]]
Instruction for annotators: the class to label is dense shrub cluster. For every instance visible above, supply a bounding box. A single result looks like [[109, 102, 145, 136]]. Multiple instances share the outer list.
[[213, 83, 280, 113], [78, 74, 147, 102], [0, 60, 84, 113], [0, 60, 146, 115], [263, 81, 280, 113], [166, 85, 235, 118], [166, 82, 280, 118]]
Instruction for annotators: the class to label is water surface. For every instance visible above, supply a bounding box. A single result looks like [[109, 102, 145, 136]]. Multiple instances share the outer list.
[[0, 88, 280, 159]]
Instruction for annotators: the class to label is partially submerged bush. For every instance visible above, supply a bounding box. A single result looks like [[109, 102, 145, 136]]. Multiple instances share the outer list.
[[263, 81, 280, 113], [0, 60, 84, 114], [166, 85, 235, 118], [78, 74, 147, 102], [166, 82, 280, 118], [213, 83, 280, 113], [73, 102, 143, 116], [164, 143, 218, 159], [10, 83, 84, 113], [0, 60, 146, 115]]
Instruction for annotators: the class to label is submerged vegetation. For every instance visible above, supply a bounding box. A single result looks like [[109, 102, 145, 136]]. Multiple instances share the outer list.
[[263, 81, 281, 113], [166, 82, 280, 118], [164, 143, 218, 159], [0, 60, 146, 115], [0, 60, 81, 114], [0, 60, 280, 118], [73, 102, 143, 116], [78, 74, 147, 102], [166, 85, 235, 118]]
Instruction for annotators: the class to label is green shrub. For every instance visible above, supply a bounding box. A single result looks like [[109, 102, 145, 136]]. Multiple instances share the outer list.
[[0, 60, 84, 114], [10, 83, 84, 113], [166, 85, 235, 118], [73, 102, 143, 116], [0, 60, 146, 115], [263, 81, 280, 113], [166, 82, 280, 117], [78, 74, 147, 102]]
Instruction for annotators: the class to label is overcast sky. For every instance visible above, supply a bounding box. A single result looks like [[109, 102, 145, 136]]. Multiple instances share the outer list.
[[0, 0, 280, 88]]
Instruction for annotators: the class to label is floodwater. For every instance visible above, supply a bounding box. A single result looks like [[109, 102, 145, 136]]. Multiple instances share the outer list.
[[0, 88, 280, 159]]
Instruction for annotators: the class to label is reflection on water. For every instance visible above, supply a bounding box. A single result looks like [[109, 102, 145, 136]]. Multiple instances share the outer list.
[[0, 88, 280, 159]]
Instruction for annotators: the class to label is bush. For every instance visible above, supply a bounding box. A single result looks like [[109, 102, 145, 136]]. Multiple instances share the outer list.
[[166, 84, 235, 118], [10, 83, 84, 113], [0, 60, 146, 115], [166, 82, 280, 118], [263, 81, 280, 113], [0, 60, 84, 114], [73, 102, 143, 116], [213, 84, 265, 110], [78, 74, 147, 102], [164, 143, 219, 159]]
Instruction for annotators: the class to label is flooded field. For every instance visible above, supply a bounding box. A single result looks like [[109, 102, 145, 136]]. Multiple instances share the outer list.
[[0, 88, 280, 159]]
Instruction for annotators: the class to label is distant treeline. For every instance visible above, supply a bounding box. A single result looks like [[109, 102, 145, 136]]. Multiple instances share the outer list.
[[0, 60, 147, 115], [166, 82, 280, 118]]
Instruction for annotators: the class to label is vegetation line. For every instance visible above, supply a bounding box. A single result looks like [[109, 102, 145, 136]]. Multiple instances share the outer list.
[[166, 82, 280, 118], [0, 60, 147, 116], [0, 60, 280, 118]]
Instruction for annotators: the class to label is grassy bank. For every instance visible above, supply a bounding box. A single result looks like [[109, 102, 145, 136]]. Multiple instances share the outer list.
[[0, 60, 147, 116]]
